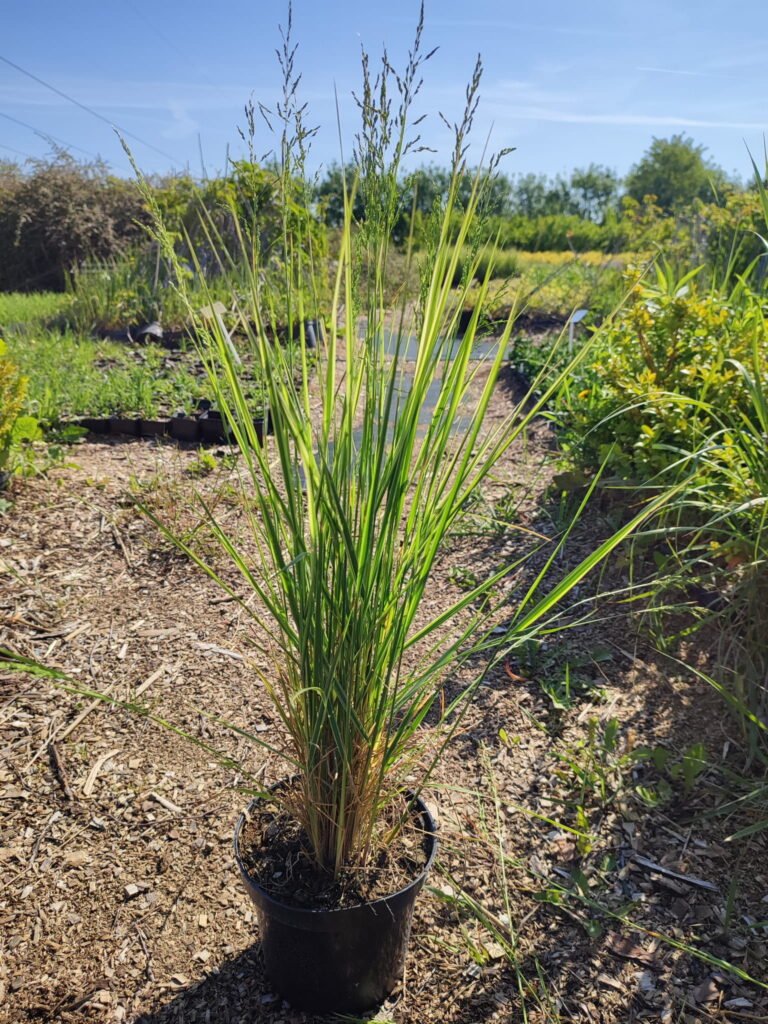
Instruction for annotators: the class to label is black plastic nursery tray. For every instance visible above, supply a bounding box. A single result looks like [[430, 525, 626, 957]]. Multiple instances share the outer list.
[[74, 411, 270, 444]]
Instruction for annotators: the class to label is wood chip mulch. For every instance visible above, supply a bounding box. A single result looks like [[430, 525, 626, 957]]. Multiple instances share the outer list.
[[1, 373, 767, 1024]]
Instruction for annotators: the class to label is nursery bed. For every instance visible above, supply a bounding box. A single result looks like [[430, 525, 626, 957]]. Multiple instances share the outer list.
[[1, 371, 766, 1024]]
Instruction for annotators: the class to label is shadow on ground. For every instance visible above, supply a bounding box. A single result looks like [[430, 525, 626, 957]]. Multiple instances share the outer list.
[[133, 944, 276, 1024], [131, 939, 424, 1024]]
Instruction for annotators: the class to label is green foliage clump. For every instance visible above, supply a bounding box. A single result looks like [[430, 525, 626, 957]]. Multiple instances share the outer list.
[[0, 340, 28, 474], [490, 212, 615, 252], [701, 186, 768, 283], [0, 154, 147, 292], [316, 161, 624, 233], [461, 250, 632, 322], [65, 161, 327, 331], [553, 267, 762, 481], [0, 152, 327, 335], [67, 252, 183, 330], [516, 251, 768, 742], [3, 327, 217, 422], [450, 245, 520, 286], [0, 291, 71, 325]]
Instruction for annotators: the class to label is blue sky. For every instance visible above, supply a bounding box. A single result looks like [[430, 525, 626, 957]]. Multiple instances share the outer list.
[[2, 0, 766, 184]]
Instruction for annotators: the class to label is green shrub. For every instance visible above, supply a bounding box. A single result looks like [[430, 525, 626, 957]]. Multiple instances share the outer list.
[[3, 327, 223, 422], [476, 197, 679, 255], [517, 262, 768, 741], [554, 266, 763, 480], [701, 187, 768, 284], [0, 154, 147, 292], [450, 245, 520, 286], [67, 252, 198, 331], [0, 340, 27, 474]]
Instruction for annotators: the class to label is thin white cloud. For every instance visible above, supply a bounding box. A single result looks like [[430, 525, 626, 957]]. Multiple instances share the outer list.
[[162, 104, 199, 141], [0, 79, 253, 112], [491, 79, 576, 105], [707, 46, 768, 73], [484, 104, 766, 131], [637, 65, 740, 80]]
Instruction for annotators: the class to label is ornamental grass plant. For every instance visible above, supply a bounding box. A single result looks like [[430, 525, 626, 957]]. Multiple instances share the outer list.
[[125, 12, 683, 879], [2, 10, 678, 883]]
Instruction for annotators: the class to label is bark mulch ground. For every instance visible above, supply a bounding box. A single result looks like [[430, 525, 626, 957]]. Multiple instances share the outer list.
[[1, 374, 767, 1024]]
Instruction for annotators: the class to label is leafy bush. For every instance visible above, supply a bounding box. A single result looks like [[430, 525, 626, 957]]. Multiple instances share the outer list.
[[512, 158, 768, 749], [517, 258, 768, 743], [0, 154, 147, 292], [701, 186, 768, 284], [450, 245, 520, 286], [477, 197, 678, 255], [67, 252, 204, 331], [550, 265, 763, 480], [0, 340, 28, 476], [63, 160, 328, 331], [652, 324, 768, 738]]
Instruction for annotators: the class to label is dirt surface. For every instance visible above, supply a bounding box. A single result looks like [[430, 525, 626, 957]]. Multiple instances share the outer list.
[[1, 365, 767, 1024]]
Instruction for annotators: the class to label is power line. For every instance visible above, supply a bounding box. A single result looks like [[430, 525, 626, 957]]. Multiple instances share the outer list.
[[0, 110, 99, 159], [0, 53, 177, 164]]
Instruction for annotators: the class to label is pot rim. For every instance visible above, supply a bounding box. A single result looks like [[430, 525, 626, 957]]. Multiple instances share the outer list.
[[233, 787, 438, 917]]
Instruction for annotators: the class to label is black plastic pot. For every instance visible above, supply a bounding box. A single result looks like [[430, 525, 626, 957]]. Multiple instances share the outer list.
[[251, 416, 269, 442], [302, 318, 324, 349], [78, 417, 112, 435], [169, 415, 200, 442], [138, 418, 168, 438], [197, 409, 228, 443], [110, 416, 139, 437], [195, 411, 270, 445], [233, 792, 437, 1013]]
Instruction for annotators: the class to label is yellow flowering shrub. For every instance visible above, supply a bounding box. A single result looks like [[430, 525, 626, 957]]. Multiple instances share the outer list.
[[458, 250, 636, 320], [525, 270, 768, 482], [0, 339, 27, 473]]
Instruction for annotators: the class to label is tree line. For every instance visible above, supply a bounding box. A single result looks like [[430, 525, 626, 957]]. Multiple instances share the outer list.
[[0, 134, 757, 293], [316, 134, 734, 226]]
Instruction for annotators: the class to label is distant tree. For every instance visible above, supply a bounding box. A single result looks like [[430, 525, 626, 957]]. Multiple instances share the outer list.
[[421, 164, 514, 217], [404, 165, 452, 215], [473, 169, 513, 217], [543, 176, 573, 217], [509, 173, 550, 218], [507, 167, 618, 222], [315, 162, 513, 239], [0, 159, 21, 190], [314, 163, 361, 227], [625, 134, 729, 213], [569, 164, 620, 221]]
